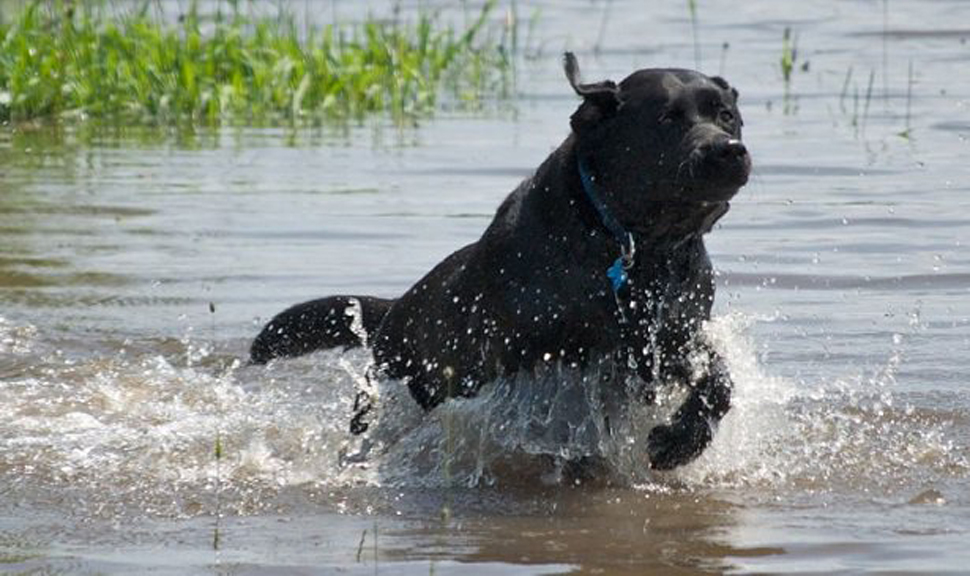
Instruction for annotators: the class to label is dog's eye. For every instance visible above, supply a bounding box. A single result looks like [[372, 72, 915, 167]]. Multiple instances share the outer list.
[[718, 109, 735, 124]]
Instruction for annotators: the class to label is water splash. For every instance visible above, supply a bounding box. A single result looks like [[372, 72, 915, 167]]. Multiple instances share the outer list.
[[346, 311, 967, 494], [676, 312, 799, 487], [0, 340, 363, 518], [680, 313, 969, 495], [1, 312, 967, 519], [0, 315, 37, 357], [357, 364, 670, 488]]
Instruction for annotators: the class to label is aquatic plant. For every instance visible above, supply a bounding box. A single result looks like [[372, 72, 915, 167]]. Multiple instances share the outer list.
[[778, 27, 809, 115], [899, 60, 914, 139], [687, 0, 700, 68], [0, 1, 512, 126], [780, 27, 796, 84]]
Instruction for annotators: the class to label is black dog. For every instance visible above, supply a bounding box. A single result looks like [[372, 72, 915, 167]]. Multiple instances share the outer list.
[[250, 53, 750, 471]]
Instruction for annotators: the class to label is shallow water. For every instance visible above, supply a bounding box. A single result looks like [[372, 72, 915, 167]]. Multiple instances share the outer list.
[[2, 0, 970, 573]]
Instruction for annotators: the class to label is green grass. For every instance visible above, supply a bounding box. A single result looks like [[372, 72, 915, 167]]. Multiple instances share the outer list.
[[0, 1, 513, 126]]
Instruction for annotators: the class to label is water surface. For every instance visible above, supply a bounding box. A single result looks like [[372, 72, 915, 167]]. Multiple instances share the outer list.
[[2, 0, 970, 573]]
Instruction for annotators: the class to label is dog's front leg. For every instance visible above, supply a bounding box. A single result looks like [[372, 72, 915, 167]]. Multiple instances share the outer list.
[[646, 345, 732, 470]]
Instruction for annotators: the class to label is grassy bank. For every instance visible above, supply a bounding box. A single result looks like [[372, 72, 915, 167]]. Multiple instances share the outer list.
[[0, 1, 512, 126]]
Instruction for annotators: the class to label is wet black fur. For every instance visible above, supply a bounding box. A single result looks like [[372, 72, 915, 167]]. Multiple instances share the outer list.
[[250, 53, 751, 471]]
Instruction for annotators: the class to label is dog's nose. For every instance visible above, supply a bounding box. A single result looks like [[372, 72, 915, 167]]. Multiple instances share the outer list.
[[715, 138, 747, 160], [698, 138, 748, 163]]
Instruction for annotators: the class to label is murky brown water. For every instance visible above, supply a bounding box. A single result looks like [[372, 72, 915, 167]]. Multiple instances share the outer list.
[[3, 0, 970, 573]]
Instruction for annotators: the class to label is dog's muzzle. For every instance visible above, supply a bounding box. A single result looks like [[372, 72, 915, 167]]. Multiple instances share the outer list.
[[688, 135, 751, 190]]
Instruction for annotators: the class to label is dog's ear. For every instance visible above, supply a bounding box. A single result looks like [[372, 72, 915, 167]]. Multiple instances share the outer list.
[[564, 52, 621, 133]]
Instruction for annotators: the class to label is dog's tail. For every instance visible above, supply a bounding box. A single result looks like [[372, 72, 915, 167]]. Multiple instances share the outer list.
[[249, 295, 395, 364]]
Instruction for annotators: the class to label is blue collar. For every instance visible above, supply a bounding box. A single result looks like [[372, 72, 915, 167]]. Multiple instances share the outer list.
[[577, 157, 636, 294]]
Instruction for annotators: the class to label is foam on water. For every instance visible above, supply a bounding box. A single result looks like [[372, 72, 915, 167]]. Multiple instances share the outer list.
[[1, 313, 967, 519]]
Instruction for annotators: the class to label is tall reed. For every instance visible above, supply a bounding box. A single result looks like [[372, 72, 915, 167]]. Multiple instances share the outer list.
[[0, 1, 512, 125]]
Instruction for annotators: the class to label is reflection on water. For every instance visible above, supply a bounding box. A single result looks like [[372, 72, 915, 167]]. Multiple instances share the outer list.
[[3, 0, 970, 573]]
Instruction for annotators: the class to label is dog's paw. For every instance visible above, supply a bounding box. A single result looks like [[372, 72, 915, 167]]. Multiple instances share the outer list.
[[646, 418, 713, 471]]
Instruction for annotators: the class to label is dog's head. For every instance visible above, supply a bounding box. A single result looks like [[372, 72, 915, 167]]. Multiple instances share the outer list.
[[564, 53, 750, 228]]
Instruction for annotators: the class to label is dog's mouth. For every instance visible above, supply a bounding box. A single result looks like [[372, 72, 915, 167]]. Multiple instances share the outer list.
[[627, 198, 731, 239]]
